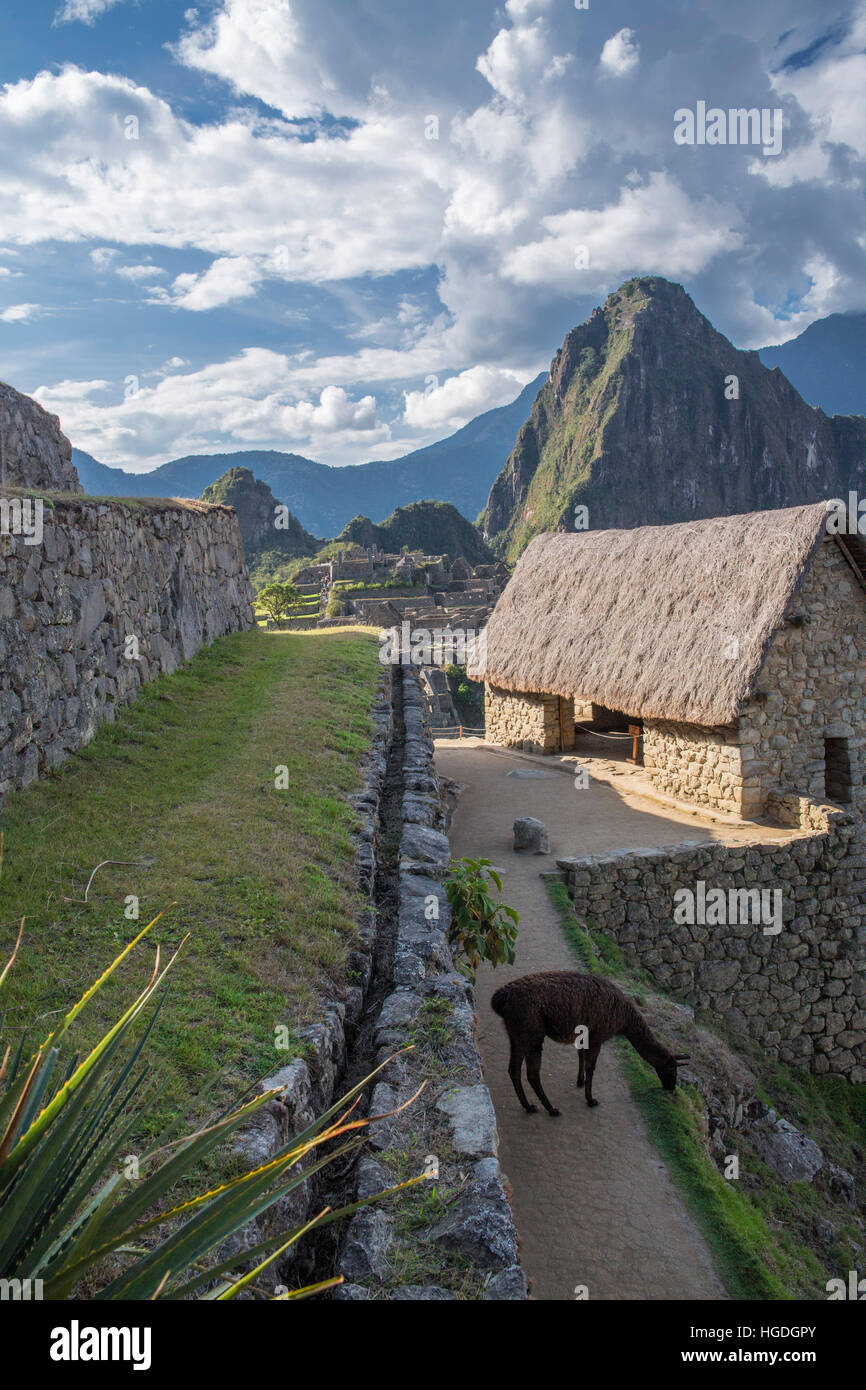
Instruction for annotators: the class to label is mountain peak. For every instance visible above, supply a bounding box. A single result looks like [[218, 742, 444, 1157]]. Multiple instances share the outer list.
[[480, 277, 866, 559], [337, 499, 493, 565], [200, 467, 321, 557]]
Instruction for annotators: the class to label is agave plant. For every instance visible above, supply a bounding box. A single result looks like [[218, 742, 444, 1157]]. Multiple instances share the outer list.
[[0, 911, 421, 1300]]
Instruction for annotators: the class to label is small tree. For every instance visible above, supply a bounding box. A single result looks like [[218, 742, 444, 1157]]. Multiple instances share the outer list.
[[259, 581, 301, 627], [444, 857, 519, 980]]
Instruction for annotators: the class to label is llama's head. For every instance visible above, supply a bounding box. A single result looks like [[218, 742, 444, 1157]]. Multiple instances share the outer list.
[[657, 1053, 690, 1091]]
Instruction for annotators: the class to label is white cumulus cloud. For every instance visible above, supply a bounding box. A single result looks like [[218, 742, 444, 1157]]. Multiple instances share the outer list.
[[1, 302, 43, 323], [155, 256, 263, 311], [116, 263, 168, 284], [34, 352, 389, 469], [174, 0, 338, 120], [476, 19, 570, 103], [403, 365, 529, 432], [281, 385, 381, 435], [55, 0, 126, 24], [503, 174, 742, 289], [599, 28, 639, 78]]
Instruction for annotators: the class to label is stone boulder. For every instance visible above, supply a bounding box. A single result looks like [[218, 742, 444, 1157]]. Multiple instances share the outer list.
[[484, 1265, 529, 1300], [513, 816, 549, 853], [749, 1114, 823, 1183]]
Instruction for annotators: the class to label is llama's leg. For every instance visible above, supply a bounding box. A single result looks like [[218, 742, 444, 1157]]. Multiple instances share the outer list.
[[584, 1044, 602, 1107], [577, 1049, 586, 1090], [526, 1043, 560, 1117], [507, 1038, 537, 1114]]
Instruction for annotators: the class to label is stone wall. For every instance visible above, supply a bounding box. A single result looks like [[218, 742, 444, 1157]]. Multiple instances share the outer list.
[[0, 496, 255, 801], [485, 684, 574, 754], [643, 720, 746, 816], [335, 667, 526, 1299], [636, 539, 866, 820], [0, 381, 82, 493], [738, 538, 866, 815], [765, 787, 835, 832], [558, 808, 866, 1081]]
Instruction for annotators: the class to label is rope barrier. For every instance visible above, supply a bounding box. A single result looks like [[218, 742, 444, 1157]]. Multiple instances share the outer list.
[[573, 723, 639, 740], [430, 725, 486, 736], [430, 724, 638, 740]]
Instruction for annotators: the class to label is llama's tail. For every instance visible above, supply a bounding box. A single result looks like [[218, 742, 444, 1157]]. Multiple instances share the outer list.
[[490, 983, 514, 1017]]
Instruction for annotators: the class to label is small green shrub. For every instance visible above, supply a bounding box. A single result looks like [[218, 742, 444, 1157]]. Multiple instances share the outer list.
[[443, 857, 518, 980]]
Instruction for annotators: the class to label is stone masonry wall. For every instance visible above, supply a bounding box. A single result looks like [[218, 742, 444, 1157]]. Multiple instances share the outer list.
[[485, 684, 574, 754], [0, 496, 255, 801], [0, 381, 82, 493], [642, 539, 866, 820], [558, 810, 866, 1081], [643, 720, 746, 817], [335, 667, 526, 1298], [738, 537, 866, 815]]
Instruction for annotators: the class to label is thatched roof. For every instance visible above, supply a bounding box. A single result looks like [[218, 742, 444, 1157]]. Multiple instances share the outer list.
[[471, 502, 855, 726]]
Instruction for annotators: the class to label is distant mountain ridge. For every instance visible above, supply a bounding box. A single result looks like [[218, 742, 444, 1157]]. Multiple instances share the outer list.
[[758, 313, 866, 418], [480, 277, 866, 560], [70, 295, 865, 554], [72, 372, 546, 536]]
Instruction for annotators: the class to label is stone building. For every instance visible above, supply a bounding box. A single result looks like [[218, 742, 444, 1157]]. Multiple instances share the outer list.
[[473, 503, 866, 823]]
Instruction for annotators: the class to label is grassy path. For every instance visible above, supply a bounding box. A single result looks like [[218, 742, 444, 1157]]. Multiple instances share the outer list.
[[0, 628, 379, 1146]]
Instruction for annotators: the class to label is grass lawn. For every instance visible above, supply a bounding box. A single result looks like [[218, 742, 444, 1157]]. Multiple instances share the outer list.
[[0, 627, 380, 1151]]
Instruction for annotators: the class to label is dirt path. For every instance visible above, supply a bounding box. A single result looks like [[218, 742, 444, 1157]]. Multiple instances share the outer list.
[[435, 740, 739, 1301]]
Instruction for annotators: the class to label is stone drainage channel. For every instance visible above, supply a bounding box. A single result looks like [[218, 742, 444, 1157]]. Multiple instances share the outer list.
[[232, 664, 526, 1300]]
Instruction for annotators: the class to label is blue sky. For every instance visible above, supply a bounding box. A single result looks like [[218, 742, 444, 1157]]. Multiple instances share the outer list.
[[0, 0, 864, 472]]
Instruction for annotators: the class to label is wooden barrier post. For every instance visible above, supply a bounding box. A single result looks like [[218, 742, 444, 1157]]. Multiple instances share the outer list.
[[627, 724, 642, 764]]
